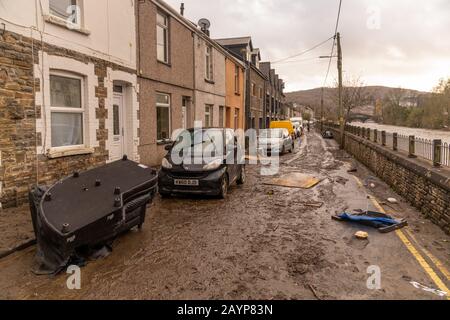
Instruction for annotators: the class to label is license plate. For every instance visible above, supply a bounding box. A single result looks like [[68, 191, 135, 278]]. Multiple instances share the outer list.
[[174, 179, 199, 186]]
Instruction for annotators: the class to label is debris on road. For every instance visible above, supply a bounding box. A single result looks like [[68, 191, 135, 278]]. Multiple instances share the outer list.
[[264, 173, 321, 189], [347, 168, 357, 173], [387, 198, 399, 204], [355, 231, 369, 240], [308, 284, 322, 300], [332, 211, 407, 233], [302, 201, 324, 208]]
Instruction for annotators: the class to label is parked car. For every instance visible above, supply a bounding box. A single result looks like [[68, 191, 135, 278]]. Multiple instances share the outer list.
[[322, 130, 334, 139], [270, 120, 296, 139], [158, 128, 245, 199], [258, 128, 294, 155]]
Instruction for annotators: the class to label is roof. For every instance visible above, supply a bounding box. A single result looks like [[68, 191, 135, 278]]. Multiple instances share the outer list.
[[215, 36, 252, 47], [259, 62, 271, 77]]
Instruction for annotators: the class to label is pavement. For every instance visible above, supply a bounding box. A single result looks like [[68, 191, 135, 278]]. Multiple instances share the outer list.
[[0, 131, 449, 300]]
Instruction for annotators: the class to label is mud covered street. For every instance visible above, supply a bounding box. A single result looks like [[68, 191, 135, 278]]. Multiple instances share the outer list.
[[0, 132, 449, 300]]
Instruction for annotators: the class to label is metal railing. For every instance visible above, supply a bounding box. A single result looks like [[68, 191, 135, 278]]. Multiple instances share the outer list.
[[325, 122, 450, 167]]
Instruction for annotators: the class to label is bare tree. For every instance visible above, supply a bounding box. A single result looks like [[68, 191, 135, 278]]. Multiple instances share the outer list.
[[333, 76, 369, 148]]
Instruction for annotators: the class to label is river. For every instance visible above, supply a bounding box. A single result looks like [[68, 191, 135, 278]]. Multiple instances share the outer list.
[[350, 122, 450, 145]]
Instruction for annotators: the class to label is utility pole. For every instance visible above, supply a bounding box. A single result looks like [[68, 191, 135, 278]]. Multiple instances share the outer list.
[[337, 32, 345, 149], [320, 87, 324, 132]]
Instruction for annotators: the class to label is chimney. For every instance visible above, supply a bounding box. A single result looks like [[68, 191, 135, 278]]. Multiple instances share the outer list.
[[180, 3, 185, 16]]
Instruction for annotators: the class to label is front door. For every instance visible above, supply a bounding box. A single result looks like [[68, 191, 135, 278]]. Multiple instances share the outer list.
[[111, 94, 125, 161]]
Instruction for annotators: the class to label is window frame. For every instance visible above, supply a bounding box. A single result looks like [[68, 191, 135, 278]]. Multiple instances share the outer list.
[[156, 92, 171, 143], [49, 70, 86, 150], [205, 104, 214, 128], [156, 11, 169, 64], [49, 0, 81, 27], [251, 83, 256, 97], [205, 45, 214, 81]]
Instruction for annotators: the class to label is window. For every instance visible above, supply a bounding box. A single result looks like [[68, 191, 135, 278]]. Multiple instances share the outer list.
[[113, 105, 120, 136], [156, 93, 170, 141], [157, 12, 169, 63], [251, 83, 256, 96], [259, 87, 263, 99], [205, 45, 213, 81], [219, 106, 225, 128], [49, 0, 78, 23], [234, 65, 240, 94], [50, 73, 84, 148], [205, 105, 213, 127], [234, 109, 239, 129]]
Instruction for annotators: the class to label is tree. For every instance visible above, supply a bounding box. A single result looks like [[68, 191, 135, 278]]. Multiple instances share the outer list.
[[333, 77, 369, 147]]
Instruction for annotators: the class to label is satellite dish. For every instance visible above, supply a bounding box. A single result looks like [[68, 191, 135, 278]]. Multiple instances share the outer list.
[[198, 18, 211, 30]]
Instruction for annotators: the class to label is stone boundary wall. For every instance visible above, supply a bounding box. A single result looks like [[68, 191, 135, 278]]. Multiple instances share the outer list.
[[324, 126, 450, 234]]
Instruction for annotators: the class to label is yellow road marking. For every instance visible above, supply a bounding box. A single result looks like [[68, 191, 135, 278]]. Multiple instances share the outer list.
[[396, 229, 449, 298], [351, 175, 449, 298], [404, 228, 450, 281]]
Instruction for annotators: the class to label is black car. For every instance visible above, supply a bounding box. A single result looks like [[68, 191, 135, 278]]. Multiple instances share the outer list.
[[158, 128, 245, 198]]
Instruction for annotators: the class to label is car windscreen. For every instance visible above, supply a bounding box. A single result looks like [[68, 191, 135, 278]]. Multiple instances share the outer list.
[[173, 129, 224, 154]]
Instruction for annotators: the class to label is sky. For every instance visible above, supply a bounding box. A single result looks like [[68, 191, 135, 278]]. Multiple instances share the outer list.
[[165, 0, 450, 93]]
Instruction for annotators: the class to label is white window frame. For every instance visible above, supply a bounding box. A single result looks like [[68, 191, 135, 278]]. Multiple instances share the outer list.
[[48, 0, 82, 28], [156, 92, 171, 142], [49, 70, 86, 150], [157, 12, 169, 64], [205, 104, 213, 127], [205, 45, 214, 81]]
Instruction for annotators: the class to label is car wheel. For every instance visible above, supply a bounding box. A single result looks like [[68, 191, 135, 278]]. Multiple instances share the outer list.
[[219, 174, 229, 199], [159, 191, 170, 198], [237, 166, 246, 185], [281, 146, 286, 154]]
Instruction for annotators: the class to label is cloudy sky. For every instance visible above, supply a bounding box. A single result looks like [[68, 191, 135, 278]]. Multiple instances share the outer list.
[[165, 0, 450, 93]]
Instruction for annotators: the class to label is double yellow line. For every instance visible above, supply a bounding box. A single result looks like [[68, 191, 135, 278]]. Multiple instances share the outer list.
[[352, 176, 450, 299]]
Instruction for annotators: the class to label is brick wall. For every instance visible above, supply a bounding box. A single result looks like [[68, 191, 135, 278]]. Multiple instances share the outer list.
[[325, 125, 450, 234], [0, 30, 136, 208]]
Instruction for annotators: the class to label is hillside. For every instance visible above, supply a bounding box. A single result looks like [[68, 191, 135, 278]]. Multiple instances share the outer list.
[[285, 86, 429, 117]]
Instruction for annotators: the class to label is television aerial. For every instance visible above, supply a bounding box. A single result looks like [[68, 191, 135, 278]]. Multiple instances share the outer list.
[[198, 18, 211, 31]]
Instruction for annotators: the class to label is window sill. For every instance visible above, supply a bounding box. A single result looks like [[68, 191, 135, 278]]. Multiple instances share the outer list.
[[205, 79, 215, 84], [44, 15, 91, 36], [157, 140, 173, 146], [46, 147, 95, 159], [157, 60, 172, 67]]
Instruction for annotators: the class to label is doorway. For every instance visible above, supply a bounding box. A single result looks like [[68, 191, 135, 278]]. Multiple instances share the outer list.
[[110, 88, 125, 161]]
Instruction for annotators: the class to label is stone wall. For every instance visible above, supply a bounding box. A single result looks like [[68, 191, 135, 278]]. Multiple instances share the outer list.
[[325, 125, 450, 234], [0, 30, 136, 208]]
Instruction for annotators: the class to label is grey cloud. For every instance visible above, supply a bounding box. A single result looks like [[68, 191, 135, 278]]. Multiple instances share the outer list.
[[165, 0, 450, 92]]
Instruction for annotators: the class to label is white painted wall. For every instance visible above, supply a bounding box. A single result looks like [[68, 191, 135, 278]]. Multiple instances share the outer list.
[[1, 0, 137, 69]]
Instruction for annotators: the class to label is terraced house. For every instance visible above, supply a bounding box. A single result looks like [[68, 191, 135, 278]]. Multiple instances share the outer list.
[[136, 0, 195, 166], [0, 0, 139, 208]]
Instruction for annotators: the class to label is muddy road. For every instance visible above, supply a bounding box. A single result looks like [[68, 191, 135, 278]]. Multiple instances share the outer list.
[[0, 132, 449, 300]]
